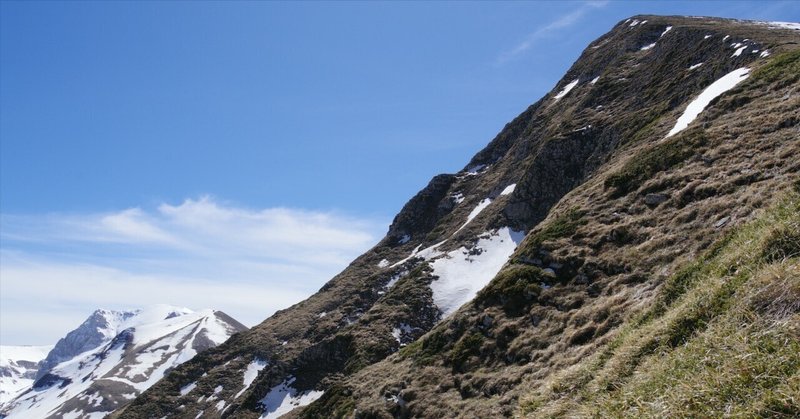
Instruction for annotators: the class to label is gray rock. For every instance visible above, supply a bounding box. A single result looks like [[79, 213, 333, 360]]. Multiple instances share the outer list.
[[482, 315, 494, 328], [714, 216, 730, 228], [644, 193, 669, 206]]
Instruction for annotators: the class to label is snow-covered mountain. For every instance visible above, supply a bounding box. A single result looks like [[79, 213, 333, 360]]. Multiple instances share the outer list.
[[0, 345, 53, 408], [36, 309, 139, 381], [0, 305, 246, 419]]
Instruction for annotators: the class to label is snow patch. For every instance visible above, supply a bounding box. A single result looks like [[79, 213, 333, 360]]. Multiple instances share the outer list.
[[235, 358, 268, 399], [660, 26, 672, 37], [451, 192, 465, 204], [391, 323, 414, 346], [704, 34, 712, 39], [180, 382, 198, 396], [554, 79, 580, 100], [259, 377, 324, 419], [640, 42, 656, 51], [429, 227, 525, 318], [500, 184, 516, 196], [666, 67, 750, 138], [732, 45, 747, 57], [450, 198, 493, 236], [760, 50, 770, 58], [688, 62, 703, 70], [590, 76, 600, 85], [383, 270, 407, 291], [377, 259, 389, 268]]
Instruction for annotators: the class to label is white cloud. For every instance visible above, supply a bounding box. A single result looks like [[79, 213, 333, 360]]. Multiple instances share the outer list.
[[99, 208, 181, 245], [0, 197, 387, 344], [496, 1, 609, 65]]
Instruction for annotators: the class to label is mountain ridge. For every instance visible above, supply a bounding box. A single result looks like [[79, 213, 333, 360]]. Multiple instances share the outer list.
[[120, 14, 800, 418]]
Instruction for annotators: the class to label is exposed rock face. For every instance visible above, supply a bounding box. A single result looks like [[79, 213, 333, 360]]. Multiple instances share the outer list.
[[1, 306, 246, 419], [121, 16, 800, 418], [36, 309, 138, 380]]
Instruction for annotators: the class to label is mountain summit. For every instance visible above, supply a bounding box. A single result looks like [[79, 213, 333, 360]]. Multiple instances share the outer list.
[[118, 15, 799, 418]]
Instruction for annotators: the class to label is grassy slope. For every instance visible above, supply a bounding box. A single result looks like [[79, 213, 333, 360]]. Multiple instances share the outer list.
[[521, 190, 800, 417]]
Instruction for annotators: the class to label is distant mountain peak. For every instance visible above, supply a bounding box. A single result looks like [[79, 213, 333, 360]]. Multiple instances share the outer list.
[[0, 306, 246, 418]]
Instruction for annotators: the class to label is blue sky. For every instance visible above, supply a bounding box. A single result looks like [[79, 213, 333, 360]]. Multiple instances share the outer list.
[[2, 1, 798, 344]]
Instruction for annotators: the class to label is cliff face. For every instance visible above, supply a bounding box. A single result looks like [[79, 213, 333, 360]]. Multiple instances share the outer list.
[[121, 16, 800, 418]]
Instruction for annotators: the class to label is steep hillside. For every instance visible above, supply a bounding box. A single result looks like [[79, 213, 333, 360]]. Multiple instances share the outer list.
[[1, 305, 246, 419], [519, 191, 800, 417], [121, 15, 800, 418]]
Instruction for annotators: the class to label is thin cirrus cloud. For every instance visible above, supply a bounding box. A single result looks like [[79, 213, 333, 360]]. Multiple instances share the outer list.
[[496, 0, 609, 65], [0, 196, 388, 344]]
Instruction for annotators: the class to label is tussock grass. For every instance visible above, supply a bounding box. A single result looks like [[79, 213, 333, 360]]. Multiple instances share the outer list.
[[521, 193, 800, 417], [519, 208, 587, 254], [604, 129, 709, 196]]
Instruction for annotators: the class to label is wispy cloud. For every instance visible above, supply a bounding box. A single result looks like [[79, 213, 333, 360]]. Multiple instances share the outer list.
[[496, 1, 609, 65], [0, 197, 387, 344]]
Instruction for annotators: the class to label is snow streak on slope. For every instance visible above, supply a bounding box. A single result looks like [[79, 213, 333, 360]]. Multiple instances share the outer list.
[[235, 359, 269, 399], [0, 345, 52, 407], [456, 198, 493, 233], [553, 79, 580, 100], [500, 184, 516, 196], [259, 377, 324, 419], [1, 305, 244, 419], [390, 240, 447, 268], [666, 67, 750, 137], [429, 228, 525, 318]]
